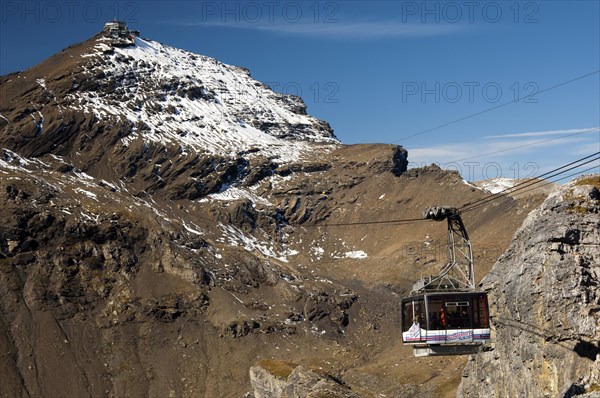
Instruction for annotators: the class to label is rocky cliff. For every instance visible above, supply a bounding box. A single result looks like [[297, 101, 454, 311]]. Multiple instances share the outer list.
[[458, 175, 600, 398], [248, 360, 360, 398]]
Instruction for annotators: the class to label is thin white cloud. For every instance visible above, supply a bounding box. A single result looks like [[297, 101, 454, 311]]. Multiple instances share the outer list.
[[567, 141, 600, 157], [254, 21, 464, 38], [407, 132, 598, 181], [485, 127, 599, 139], [407, 128, 600, 165], [173, 20, 467, 39]]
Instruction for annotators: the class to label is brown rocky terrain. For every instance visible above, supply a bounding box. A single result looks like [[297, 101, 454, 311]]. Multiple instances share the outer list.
[[0, 30, 552, 397]]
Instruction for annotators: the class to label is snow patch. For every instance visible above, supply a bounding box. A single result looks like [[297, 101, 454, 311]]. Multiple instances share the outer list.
[[182, 221, 204, 235], [310, 246, 325, 260], [74, 188, 98, 200], [73, 171, 94, 180], [100, 180, 120, 192], [344, 250, 368, 259], [200, 185, 272, 206], [220, 224, 297, 262]]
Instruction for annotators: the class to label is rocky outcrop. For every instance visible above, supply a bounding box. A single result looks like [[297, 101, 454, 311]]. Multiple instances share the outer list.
[[458, 175, 600, 398], [249, 360, 361, 398]]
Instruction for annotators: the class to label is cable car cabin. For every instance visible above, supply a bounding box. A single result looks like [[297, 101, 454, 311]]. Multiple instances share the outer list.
[[401, 291, 490, 357]]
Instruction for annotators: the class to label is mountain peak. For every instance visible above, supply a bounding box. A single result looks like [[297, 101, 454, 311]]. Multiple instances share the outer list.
[[0, 30, 338, 163]]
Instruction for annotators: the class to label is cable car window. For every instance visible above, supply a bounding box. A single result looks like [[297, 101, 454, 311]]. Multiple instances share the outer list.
[[402, 298, 425, 332], [418, 300, 425, 327], [473, 295, 489, 328], [402, 301, 412, 332], [445, 301, 471, 329], [426, 298, 445, 330]]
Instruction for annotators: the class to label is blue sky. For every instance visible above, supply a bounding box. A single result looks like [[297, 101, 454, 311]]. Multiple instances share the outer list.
[[1, 0, 599, 181]]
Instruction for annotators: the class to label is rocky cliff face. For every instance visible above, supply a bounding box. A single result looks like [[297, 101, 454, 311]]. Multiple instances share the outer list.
[[458, 176, 600, 398], [248, 360, 360, 398]]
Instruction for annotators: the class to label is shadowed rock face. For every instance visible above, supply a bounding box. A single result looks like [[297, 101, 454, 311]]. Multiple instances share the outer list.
[[249, 360, 362, 398], [458, 177, 600, 398], [0, 32, 553, 398]]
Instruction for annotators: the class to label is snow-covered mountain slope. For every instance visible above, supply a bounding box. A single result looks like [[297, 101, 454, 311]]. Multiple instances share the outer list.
[[476, 177, 516, 194], [67, 37, 337, 162], [473, 177, 558, 200]]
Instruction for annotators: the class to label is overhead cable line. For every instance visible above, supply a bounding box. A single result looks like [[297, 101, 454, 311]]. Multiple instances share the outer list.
[[459, 152, 600, 212], [392, 70, 600, 143], [461, 155, 600, 212], [462, 164, 600, 214], [309, 217, 427, 228], [304, 153, 599, 228], [460, 152, 600, 208]]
